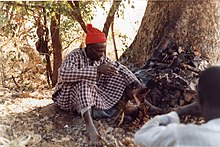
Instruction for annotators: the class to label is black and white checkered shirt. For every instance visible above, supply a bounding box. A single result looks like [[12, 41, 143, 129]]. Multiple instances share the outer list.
[[52, 48, 139, 113]]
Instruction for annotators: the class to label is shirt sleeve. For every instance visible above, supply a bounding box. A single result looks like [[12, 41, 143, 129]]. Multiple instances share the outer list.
[[134, 112, 180, 146], [59, 52, 97, 84]]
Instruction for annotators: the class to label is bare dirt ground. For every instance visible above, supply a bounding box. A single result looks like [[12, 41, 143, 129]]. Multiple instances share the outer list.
[[0, 87, 137, 147]]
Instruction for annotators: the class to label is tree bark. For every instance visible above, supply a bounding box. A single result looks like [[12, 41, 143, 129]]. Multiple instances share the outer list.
[[121, 0, 220, 68], [50, 12, 62, 87]]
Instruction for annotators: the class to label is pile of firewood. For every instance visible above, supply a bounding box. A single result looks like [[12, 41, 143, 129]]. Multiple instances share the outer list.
[[119, 44, 210, 129], [135, 45, 210, 109]]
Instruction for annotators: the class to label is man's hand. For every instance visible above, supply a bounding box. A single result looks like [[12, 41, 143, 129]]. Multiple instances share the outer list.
[[97, 63, 119, 75], [156, 112, 180, 126], [124, 100, 139, 114]]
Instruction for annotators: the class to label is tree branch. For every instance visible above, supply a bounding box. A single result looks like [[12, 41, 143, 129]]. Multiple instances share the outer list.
[[9, 2, 45, 9], [62, 36, 80, 51], [103, 0, 122, 37], [68, 1, 87, 33]]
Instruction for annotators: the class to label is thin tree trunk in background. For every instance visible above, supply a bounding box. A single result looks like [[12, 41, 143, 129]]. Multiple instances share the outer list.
[[50, 12, 62, 87], [43, 7, 52, 86], [121, 0, 220, 68], [111, 22, 118, 61], [45, 54, 52, 86]]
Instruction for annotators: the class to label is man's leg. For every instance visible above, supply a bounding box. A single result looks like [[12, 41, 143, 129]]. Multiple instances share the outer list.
[[53, 82, 105, 145], [82, 110, 102, 144], [69, 82, 106, 145]]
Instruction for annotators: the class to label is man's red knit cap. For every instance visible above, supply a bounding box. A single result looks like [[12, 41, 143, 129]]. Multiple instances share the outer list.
[[85, 24, 106, 45]]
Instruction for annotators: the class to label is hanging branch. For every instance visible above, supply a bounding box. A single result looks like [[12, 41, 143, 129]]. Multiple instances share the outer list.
[[68, 1, 87, 33], [103, 0, 122, 38]]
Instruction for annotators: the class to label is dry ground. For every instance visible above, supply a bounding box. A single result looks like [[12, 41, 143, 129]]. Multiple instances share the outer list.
[[0, 87, 137, 147]]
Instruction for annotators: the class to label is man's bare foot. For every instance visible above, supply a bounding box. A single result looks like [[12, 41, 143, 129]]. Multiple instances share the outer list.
[[86, 124, 106, 146], [82, 110, 107, 146]]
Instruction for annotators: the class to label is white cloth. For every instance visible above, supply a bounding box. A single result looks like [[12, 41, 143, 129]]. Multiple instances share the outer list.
[[135, 111, 220, 146]]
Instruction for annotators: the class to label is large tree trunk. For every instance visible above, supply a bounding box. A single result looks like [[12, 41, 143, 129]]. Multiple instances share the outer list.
[[50, 12, 62, 87], [120, 0, 220, 69]]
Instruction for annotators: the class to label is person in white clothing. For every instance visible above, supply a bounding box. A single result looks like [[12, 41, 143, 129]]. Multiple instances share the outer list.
[[134, 66, 220, 146]]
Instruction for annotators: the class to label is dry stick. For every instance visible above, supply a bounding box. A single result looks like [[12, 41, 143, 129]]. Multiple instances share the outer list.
[[12, 75, 20, 90], [3, 67, 32, 83], [183, 64, 200, 73], [118, 112, 125, 126], [0, 61, 6, 88], [111, 22, 118, 61], [0, 43, 6, 87]]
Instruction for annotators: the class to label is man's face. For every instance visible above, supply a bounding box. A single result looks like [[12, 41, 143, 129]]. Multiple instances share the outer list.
[[86, 43, 106, 61]]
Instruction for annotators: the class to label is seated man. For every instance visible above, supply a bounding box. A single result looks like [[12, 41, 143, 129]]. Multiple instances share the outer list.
[[52, 24, 142, 145], [135, 66, 220, 146]]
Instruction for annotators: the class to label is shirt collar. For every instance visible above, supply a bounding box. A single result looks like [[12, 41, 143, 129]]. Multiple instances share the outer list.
[[81, 48, 88, 59]]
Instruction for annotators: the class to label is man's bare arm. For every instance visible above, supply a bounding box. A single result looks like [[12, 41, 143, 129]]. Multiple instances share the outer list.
[[176, 102, 202, 117]]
